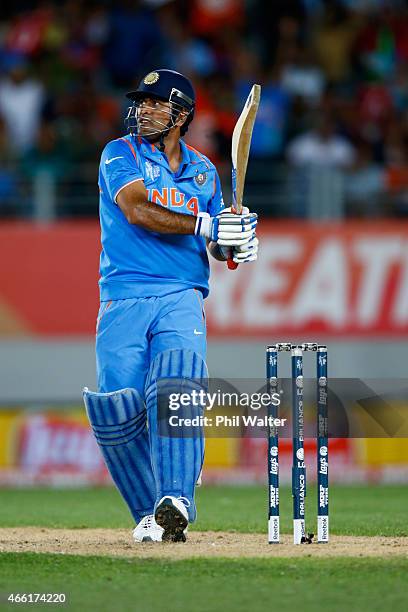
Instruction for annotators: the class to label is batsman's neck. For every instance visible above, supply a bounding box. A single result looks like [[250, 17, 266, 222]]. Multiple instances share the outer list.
[[153, 129, 183, 174]]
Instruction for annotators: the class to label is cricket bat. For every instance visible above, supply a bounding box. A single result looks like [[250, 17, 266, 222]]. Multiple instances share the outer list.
[[228, 83, 261, 270]]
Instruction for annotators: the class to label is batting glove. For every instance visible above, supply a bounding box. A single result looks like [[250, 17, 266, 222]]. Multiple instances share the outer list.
[[218, 236, 259, 263], [231, 236, 259, 263], [195, 208, 257, 246]]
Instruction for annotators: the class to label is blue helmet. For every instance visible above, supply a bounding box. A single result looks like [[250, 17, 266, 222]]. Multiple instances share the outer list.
[[125, 69, 195, 137]]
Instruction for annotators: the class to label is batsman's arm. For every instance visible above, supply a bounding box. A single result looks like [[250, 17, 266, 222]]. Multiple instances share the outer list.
[[117, 180, 257, 244], [117, 180, 196, 234]]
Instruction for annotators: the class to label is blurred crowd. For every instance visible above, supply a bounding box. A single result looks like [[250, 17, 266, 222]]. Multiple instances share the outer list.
[[2, 0, 408, 217]]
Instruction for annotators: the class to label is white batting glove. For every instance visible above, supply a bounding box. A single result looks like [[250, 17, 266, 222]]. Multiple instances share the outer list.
[[195, 208, 257, 246], [230, 236, 259, 263]]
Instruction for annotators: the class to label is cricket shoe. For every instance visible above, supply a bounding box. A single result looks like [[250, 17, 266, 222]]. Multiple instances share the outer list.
[[133, 514, 164, 543], [155, 496, 189, 543]]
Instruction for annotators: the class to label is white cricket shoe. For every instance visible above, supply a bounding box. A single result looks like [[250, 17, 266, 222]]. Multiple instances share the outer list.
[[155, 496, 189, 542], [133, 514, 164, 543]]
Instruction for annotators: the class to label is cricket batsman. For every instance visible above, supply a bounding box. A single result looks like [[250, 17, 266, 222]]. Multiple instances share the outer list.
[[83, 69, 258, 543]]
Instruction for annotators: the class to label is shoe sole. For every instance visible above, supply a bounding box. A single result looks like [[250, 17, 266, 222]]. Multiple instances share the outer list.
[[155, 498, 188, 543], [133, 534, 159, 543]]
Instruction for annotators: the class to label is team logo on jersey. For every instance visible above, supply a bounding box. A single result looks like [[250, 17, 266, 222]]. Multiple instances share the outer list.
[[144, 71, 160, 85], [195, 172, 207, 186], [145, 160, 161, 181], [147, 187, 199, 215]]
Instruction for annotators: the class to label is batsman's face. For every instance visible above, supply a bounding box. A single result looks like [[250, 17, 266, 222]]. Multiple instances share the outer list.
[[137, 97, 173, 138]]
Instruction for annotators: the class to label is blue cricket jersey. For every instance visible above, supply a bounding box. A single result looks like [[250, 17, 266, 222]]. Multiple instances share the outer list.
[[98, 135, 224, 300]]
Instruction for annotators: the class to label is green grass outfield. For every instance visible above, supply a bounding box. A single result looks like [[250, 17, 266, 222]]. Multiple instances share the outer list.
[[2, 555, 407, 612], [0, 484, 407, 535], [1, 485, 407, 612]]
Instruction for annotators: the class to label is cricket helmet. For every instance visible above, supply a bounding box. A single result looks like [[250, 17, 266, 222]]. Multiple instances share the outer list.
[[125, 69, 195, 138]]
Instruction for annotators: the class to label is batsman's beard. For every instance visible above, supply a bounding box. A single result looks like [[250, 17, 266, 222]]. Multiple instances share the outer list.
[[137, 114, 172, 140]]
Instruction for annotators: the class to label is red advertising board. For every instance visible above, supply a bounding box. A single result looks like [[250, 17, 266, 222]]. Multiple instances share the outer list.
[[0, 408, 358, 486], [0, 408, 109, 486], [207, 222, 408, 337], [0, 221, 407, 337]]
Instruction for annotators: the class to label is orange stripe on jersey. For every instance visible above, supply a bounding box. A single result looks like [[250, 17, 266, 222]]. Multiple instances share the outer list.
[[185, 144, 211, 169], [119, 137, 139, 167]]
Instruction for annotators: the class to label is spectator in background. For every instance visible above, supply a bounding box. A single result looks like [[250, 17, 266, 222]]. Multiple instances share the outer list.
[[287, 112, 355, 168], [281, 44, 325, 106], [389, 62, 408, 112], [381, 116, 408, 215], [1, 0, 408, 219], [205, 73, 237, 160], [0, 117, 19, 216], [356, 78, 394, 156], [183, 79, 221, 161], [249, 2, 305, 69], [235, 51, 290, 159], [19, 120, 70, 219], [189, 0, 245, 37], [4, 3, 53, 57], [0, 53, 45, 154], [56, 75, 120, 160], [21, 120, 69, 181], [83, 5, 110, 50], [104, 0, 164, 87], [313, 1, 359, 84], [287, 112, 356, 218], [60, 4, 104, 75], [159, 5, 217, 77], [353, 4, 408, 81], [346, 140, 385, 216]]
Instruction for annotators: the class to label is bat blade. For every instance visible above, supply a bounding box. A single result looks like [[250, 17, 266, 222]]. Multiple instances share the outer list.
[[228, 83, 261, 269], [231, 84, 261, 214]]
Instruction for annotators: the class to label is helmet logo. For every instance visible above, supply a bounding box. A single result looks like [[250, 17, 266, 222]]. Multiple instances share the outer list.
[[144, 71, 160, 85]]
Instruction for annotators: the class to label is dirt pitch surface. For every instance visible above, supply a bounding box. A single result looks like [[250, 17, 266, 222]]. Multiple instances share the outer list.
[[1, 528, 408, 559]]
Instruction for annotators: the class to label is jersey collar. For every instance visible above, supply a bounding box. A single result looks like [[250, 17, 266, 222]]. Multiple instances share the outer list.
[[135, 136, 210, 178], [178, 140, 211, 178]]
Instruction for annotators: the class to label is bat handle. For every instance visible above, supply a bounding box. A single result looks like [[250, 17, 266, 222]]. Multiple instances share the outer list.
[[227, 204, 239, 270]]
